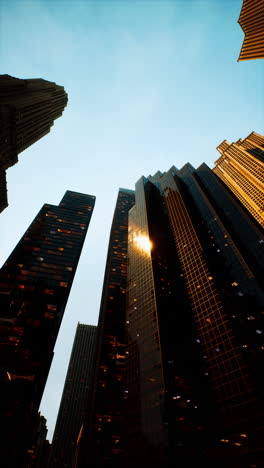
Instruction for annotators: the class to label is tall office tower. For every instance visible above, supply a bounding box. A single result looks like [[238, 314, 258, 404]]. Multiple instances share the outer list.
[[0, 74, 68, 212], [213, 131, 264, 227], [237, 0, 264, 61], [0, 191, 95, 467], [48, 323, 97, 468], [126, 165, 264, 467], [77, 188, 135, 467]]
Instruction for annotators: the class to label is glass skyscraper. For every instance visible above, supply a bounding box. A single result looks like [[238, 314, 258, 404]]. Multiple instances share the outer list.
[[213, 131, 264, 227], [78, 160, 263, 467], [126, 164, 264, 466], [0, 191, 95, 467], [78, 188, 135, 467], [48, 323, 97, 468]]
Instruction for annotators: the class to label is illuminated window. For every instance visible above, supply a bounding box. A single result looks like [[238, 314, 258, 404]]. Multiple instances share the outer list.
[[116, 354, 125, 360], [58, 228, 72, 234], [60, 282, 68, 288]]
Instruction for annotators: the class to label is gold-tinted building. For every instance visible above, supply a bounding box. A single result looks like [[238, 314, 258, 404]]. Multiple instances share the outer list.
[[237, 0, 264, 61], [213, 132, 264, 227]]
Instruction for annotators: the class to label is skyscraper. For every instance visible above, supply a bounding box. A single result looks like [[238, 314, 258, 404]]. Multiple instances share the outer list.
[[48, 323, 97, 468], [213, 131, 264, 227], [0, 74, 68, 212], [0, 190, 95, 467], [78, 188, 135, 467], [126, 165, 264, 466], [237, 0, 264, 61]]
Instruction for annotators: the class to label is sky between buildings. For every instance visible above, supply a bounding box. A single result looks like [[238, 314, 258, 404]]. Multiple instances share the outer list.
[[0, 0, 263, 440]]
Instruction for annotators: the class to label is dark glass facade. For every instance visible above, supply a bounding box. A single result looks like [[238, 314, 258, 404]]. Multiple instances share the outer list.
[[0, 74, 68, 212], [0, 191, 95, 467], [126, 165, 264, 466], [127, 173, 212, 466], [78, 188, 135, 467], [48, 323, 97, 468]]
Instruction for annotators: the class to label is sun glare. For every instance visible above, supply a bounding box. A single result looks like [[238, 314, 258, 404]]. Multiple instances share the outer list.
[[134, 235, 152, 254]]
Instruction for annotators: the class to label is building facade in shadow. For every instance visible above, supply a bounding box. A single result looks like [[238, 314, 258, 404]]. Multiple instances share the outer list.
[[0, 191, 95, 466], [0, 74, 68, 212]]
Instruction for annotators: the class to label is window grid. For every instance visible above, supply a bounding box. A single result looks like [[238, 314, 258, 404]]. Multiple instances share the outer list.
[[161, 172, 255, 411]]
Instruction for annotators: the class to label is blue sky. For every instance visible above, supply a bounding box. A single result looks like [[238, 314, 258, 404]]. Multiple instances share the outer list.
[[1, 0, 263, 440]]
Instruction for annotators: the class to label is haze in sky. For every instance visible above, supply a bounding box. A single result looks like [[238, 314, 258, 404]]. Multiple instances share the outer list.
[[1, 0, 263, 440]]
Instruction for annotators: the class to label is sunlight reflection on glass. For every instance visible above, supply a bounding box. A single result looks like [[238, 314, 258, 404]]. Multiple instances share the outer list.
[[134, 235, 152, 254]]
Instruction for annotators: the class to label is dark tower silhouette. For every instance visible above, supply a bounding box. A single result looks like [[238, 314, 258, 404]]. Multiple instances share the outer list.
[[0, 74, 68, 212], [77, 188, 135, 467], [0, 191, 95, 467], [48, 323, 97, 468]]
